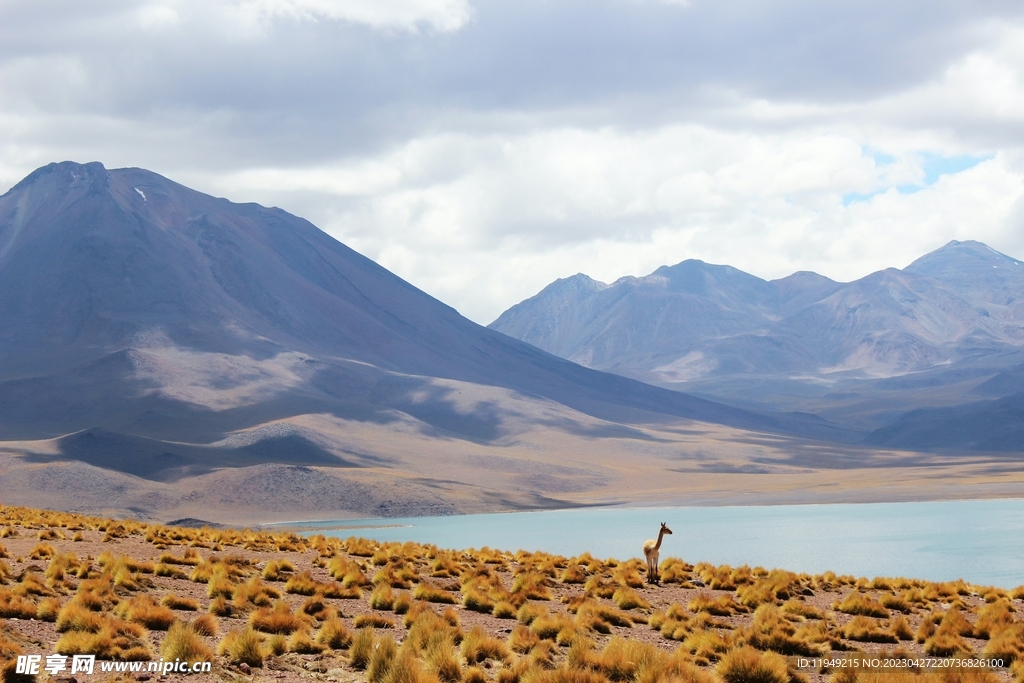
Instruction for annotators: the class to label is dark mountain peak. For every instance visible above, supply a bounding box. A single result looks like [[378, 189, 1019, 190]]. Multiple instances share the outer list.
[[3, 160, 109, 198]]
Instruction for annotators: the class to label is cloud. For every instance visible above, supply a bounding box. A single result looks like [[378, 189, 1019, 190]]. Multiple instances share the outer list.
[[2, 1, 1024, 323]]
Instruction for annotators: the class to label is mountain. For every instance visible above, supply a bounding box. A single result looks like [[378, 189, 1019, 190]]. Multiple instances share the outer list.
[[0, 161, 869, 522], [490, 240, 1024, 445]]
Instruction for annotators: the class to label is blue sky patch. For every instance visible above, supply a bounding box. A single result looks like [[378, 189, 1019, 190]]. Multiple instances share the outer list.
[[844, 152, 993, 206]]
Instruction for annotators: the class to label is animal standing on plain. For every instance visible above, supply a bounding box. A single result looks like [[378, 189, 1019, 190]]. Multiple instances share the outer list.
[[643, 522, 673, 584]]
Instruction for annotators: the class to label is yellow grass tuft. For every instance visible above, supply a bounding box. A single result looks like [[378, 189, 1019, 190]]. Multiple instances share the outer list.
[[219, 626, 265, 667], [354, 613, 397, 629], [717, 645, 790, 683], [250, 599, 309, 634], [834, 592, 890, 618], [161, 620, 214, 664], [316, 616, 353, 650], [349, 627, 376, 669]]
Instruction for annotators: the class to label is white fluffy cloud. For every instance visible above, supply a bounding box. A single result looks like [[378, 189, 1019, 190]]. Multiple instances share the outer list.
[[2, 1, 1024, 323]]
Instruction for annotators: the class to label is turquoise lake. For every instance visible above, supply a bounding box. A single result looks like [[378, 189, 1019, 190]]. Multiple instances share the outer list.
[[293, 498, 1024, 588]]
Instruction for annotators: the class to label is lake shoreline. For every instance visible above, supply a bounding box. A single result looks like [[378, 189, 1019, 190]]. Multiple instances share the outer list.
[[272, 498, 1024, 588]]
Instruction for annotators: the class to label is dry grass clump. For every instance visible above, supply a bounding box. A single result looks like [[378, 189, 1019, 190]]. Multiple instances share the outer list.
[[218, 626, 265, 667], [657, 556, 693, 584], [160, 593, 199, 611], [975, 599, 1016, 639], [690, 593, 746, 616], [354, 613, 398, 629], [262, 558, 295, 581], [880, 592, 917, 614], [349, 627, 376, 669], [0, 588, 38, 619], [921, 608, 974, 656], [413, 580, 458, 604], [462, 625, 511, 663], [249, 599, 310, 634], [55, 614, 150, 660], [233, 576, 283, 610], [781, 599, 823, 620], [611, 586, 650, 610], [716, 645, 790, 683], [117, 594, 176, 630], [315, 615, 353, 650], [284, 570, 320, 595], [835, 592, 890, 618], [841, 616, 899, 643], [161, 620, 214, 663], [741, 604, 826, 656], [512, 571, 553, 601]]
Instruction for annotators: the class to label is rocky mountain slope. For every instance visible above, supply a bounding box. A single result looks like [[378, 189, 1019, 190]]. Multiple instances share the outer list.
[[490, 241, 1024, 445]]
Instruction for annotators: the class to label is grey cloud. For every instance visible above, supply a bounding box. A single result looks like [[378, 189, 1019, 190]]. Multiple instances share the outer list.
[[4, 1, 1024, 160]]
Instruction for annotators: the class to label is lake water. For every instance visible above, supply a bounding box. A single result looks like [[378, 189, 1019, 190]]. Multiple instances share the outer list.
[[291, 498, 1024, 588]]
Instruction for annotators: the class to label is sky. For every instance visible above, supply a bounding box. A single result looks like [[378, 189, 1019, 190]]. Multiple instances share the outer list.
[[2, 1, 1024, 324]]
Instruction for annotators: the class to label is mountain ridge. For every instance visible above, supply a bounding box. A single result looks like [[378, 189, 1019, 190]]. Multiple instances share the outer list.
[[489, 239, 1024, 450]]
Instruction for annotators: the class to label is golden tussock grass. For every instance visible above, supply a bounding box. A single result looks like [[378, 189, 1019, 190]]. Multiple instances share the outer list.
[[209, 595, 234, 617], [350, 626, 378, 671], [462, 624, 511, 664], [263, 558, 295, 581], [0, 588, 38, 619], [689, 593, 746, 616], [354, 613, 397, 629], [249, 599, 310, 634], [371, 583, 397, 610], [118, 594, 176, 630], [494, 600, 518, 619], [424, 632, 463, 683], [611, 586, 650, 610], [233, 576, 282, 610], [716, 645, 790, 683], [841, 616, 899, 643], [560, 564, 588, 584], [161, 620, 214, 663], [161, 593, 199, 611], [512, 572, 553, 601], [835, 592, 890, 618], [780, 599, 823, 620], [530, 612, 575, 641], [300, 594, 332, 620], [218, 626, 265, 667], [36, 596, 61, 622], [154, 562, 188, 579], [414, 580, 458, 604], [284, 570, 320, 595], [975, 599, 1015, 639], [741, 604, 826, 656], [517, 602, 547, 626], [365, 633, 397, 679], [191, 613, 219, 637], [288, 629, 327, 654], [315, 615, 353, 650]]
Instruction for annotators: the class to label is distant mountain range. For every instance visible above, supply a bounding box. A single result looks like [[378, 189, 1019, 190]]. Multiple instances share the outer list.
[[0, 161, 864, 522], [490, 241, 1024, 448]]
